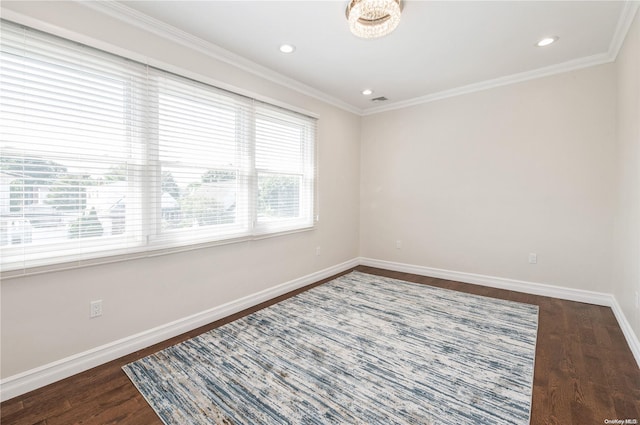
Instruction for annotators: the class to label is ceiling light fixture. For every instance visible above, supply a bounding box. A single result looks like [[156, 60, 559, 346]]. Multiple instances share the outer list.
[[279, 44, 296, 54], [346, 0, 402, 39], [362, 89, 374, 95], [536, 36, 558, 47]]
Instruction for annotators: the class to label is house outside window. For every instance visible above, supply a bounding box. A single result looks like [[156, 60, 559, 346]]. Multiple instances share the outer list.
[[0, 20, 317, 272]]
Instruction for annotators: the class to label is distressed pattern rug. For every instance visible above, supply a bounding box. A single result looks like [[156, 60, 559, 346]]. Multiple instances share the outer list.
[[123, 271, 538, 425]]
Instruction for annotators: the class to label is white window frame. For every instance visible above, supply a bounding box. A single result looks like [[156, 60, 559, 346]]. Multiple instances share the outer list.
[[0, 20, 317, 274]]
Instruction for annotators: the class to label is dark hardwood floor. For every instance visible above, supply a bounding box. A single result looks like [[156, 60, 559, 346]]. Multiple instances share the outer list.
[[2, 266, 639, 424]]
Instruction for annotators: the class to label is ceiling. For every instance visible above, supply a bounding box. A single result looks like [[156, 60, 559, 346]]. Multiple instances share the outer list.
[[112, 1, 633, 114]]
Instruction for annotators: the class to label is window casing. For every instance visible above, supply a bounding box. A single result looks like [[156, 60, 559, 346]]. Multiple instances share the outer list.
[[0, 20, 316, 273]]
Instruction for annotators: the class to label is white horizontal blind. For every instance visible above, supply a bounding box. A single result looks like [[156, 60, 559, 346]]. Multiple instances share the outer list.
[[255, 102, 316, 233], [0, 21, 148, 271], [0, 20, 317, 273], [148, 70, 253, 247]]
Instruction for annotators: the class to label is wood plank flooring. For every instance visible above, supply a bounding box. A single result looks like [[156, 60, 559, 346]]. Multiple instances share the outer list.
[[2, 266, 639, 424]]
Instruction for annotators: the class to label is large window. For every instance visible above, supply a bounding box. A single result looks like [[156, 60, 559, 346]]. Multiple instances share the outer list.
[[0, 21, 316, 272]]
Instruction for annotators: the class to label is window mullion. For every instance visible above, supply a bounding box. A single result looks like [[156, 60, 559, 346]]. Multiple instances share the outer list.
[[143, 69, 161, 245], [246, 101, 257, 232]]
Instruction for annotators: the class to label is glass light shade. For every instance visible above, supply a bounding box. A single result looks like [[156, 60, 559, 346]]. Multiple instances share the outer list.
[[347, 0, 402, 39]]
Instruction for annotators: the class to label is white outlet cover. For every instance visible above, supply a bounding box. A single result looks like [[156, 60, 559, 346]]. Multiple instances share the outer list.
[[90, 300, 103, 318]]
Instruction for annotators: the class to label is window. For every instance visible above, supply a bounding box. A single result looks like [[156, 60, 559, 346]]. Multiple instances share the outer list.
[[255, 104, 315, 233], [0, 20, 316, 272], [152, 72, 252, 245]]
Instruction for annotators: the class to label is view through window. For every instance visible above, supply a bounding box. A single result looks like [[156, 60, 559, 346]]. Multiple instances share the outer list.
[[0, 20, 316, 272]]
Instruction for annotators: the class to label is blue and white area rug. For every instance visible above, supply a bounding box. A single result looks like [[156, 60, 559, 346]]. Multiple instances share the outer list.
[[123, 271, 539, 425]]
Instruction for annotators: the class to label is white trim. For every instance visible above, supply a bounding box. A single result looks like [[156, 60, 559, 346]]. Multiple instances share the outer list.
[[3, 1, 638, 116], [0, 9, 323, 121], [2, 256, 639, 401], [79, 0, 638, 116], [359, 257, 640, 367], [0, 226, 317, 280], [608, 1, 640, 60], [362, 53, 613, 115], [609, 296, 640, 369], [364, 1, 640, 115], [0, 258, 359, 402], [359, 257, 610, 305], [77, 1, 362, 116]]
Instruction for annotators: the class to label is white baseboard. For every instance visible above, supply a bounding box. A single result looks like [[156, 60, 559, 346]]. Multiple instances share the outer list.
[[3, 256, 638, 402], [0, 258, 359, 402], [609, 296, 640, 369], [359, 257, 640, 367]]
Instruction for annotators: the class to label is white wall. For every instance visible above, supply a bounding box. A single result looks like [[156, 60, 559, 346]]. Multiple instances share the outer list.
[[360, 64, 617, 293], [1, 0, 637, 389], [613, 11, 640, 340], [0, 2, 361, 378]]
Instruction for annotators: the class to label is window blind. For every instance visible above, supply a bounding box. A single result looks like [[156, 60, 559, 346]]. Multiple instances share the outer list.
[[255, 102, 315, 233], [0, 21, 149, 271], [0, 20, 316, 273], [150, 70, 254, 246]]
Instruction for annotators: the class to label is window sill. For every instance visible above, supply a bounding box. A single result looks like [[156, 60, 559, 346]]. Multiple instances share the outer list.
[[0, 224, 316, 280]]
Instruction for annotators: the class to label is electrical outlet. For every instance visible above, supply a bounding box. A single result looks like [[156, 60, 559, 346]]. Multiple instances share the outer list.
[[315, 246, 321, 256], [528, 253, 537, 264], [90, 300, 103, 318], [396, 240, 402, 249], [635, 291, 639, 309]]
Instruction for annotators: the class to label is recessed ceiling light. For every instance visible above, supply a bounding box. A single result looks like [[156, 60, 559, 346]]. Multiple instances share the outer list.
[[362, 89, 374, 96], [279, 44, 296, 54], [536, 36, 558, 47]]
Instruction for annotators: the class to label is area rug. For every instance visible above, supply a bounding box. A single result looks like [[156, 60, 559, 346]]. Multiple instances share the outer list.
[[123, 271, 539, 425]]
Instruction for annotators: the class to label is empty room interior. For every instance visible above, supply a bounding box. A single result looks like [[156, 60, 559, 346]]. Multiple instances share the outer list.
[[1, 1, 639, 424]]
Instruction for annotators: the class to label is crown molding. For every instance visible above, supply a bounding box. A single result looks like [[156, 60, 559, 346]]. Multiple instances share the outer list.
[[608, 1, 640, 60], [7, 0, 639, 117], [362, 0, 639, 115], [362, 52, 613, 115], [79, 0, 363, 116]]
